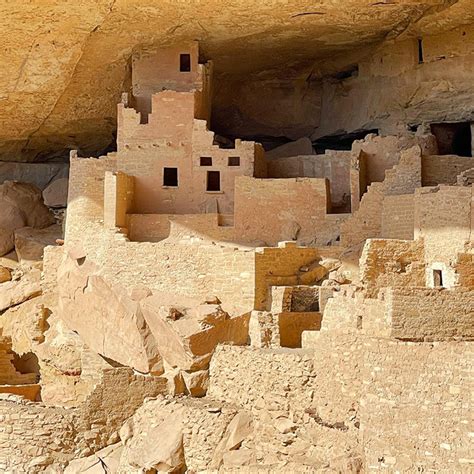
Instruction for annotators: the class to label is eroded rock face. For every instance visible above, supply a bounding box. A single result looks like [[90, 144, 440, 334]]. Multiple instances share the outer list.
[[56, 249, 250, 378], [0, 181, 54, 257], [0, 202, 26, 256], [14, 225, 62, 264], [0, 267, 42, 312], [42, 178, 69, 208], [141, 296, 250, 371], [57, 251, 163, 374], [0, 181, 54, 229], [0, 1, 471, 160]]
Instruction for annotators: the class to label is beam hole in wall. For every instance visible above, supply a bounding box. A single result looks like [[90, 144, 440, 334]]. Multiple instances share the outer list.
[[207, 170, 221, 191], [200, 156, 212, 166], [433, 269, 444, 287], [163, 167, 178, 187], [313, 129, 378, 154], [228, 156, 240, 166], [180, 53, 191, 72], [430, 122, 472, 157]]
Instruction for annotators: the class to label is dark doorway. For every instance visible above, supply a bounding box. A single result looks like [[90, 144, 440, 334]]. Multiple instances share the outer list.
[[433, 269, 444, 287], [163, 167, 178, 187], [430, 122, 472, 157], [180, 54, 191, 72], [207, 171, 221, 191]]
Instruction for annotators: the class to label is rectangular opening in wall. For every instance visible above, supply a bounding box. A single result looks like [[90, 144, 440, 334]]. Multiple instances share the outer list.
[[200, 157, 212, 166], [433, 269, 443, 287], [180, 53, 191, 72], [228, 156, 240, 166], [430, 122, 472, 157], [207, 171, 220, 191], [418, 38, 424, 64], [163, 167, 178, 187]]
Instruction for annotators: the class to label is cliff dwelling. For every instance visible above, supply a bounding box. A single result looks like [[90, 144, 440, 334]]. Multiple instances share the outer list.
[[0, 1, 473, 472]]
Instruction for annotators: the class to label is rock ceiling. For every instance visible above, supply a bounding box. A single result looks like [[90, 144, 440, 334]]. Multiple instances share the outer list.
[[0, 0, 472, 161]]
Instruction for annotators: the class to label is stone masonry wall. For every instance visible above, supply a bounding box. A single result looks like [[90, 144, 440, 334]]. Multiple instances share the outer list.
[[422, 154, 474, 186], [0, 368, 168, 473], [266, 150, 351, 209], [234, 176, 342, 246], [381, 194, 414, 239], [65, 154, 117, 243], [254, 244, 321, 311], [361, 339, 472, 472], [415, 185, 472, 265], [360, 238, 425, 295], [209, 339, 364, 469], [0, 394, 77, 472], [342, 146, 422, 247], [387, 288, 474, 341]]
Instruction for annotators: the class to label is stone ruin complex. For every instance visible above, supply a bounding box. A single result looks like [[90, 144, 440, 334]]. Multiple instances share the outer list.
[[0, 3, 473, 472]]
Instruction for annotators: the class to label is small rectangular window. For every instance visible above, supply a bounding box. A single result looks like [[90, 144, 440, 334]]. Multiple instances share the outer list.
[[228, 156, 240, 166], [180, 54, 191, 72], [200, 157, 212, 166], [163, 167, 178, 187], [433, 269, 443, 287], [207, 171, 220, 191]]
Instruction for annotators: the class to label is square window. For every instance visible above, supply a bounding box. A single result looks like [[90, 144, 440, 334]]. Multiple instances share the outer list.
[[207, 171, 220, 191], [228, 156, 240, 166], [180, 54, 191, 72], [200, 156, 212, 166], [163, 167, 178, 187]]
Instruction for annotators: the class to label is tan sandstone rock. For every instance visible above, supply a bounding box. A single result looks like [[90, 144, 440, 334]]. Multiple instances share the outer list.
[[57, 251, 163, 374], [0, 201, 26, 256], [266, 137, 314, 160], [182, 369, 209, 397], [0, 181, 54, 229], [141, 295, 249, 371], [120, 404, 186, 473], [0, 266, 11, 283], [64, 443, 123, 474], [42, 178, 69, 208], [14, 225, 62, 264], [0, 267, 42, 312]]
